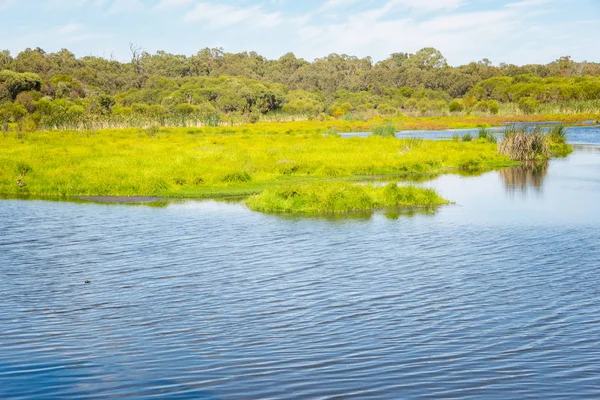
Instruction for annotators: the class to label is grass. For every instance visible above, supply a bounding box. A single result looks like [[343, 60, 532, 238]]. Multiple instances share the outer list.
[[498, 125, 572, 161], [372, 123, 396, 137], [478, 128, 497, 143], [499, 126, 549, 161], [0, 127, 517, 202], [547, 125, 573, 156], [245, 181, 449, 214], [10, 113, 598, 135]]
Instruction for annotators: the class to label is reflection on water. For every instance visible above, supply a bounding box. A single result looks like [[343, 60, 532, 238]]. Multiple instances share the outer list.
[[500, 162, 549, 195], [344, 124, 600, 145]]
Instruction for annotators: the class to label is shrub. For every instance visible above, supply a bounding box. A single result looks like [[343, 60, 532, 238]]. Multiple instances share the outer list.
[[15, 161, 32, 177], [378, 103, 397, 115], [174, 103, 196, 116], [475, 101, 489, 112], [478, 128, 497, 143], [458, 157, 483, 172], [548, 125, 567, 144], [546, 125, 571, 156], [221, 171, 252, 183], [448, 100, 464, 113], [372, 123, 396, 137], [144, 126, 160, 138], [488, 100, 500, 115], [462, 133, 473, 142], [518, 97, 539, 114]]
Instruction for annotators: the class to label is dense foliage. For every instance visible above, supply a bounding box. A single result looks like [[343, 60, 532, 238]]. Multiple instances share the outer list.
[[1, 47, 599, 129]]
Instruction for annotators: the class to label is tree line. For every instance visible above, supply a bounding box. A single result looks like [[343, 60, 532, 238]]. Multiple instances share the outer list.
[[1, 47, 599, 129]]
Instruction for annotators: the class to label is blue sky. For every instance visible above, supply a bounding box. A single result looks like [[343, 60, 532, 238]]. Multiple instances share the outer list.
[[1, 0, 599, 65]]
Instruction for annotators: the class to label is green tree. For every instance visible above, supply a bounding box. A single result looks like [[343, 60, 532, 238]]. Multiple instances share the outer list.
[[0, 71, 42, 99]]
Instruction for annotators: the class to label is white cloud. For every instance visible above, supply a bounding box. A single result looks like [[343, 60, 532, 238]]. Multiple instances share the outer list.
[[105, 0, 143, 14], [320, 0, 361, 11], [58, 23, 84, 35], [184, 2, 284, 29], [294, 0, 550, 64], [0, 0, 16, 10], [155, 0, 192, 10], [506, 0, 555, 8], [388, 0, 465, 12]]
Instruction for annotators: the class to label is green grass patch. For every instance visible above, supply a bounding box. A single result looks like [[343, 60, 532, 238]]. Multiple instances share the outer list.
[[0, 127, 517, 199], [245, 181, 449, 214], [371, 123, 397, 137]]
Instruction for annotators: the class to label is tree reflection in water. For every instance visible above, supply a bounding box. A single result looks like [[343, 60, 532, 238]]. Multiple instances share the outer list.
[[500, 161, 549, 195]]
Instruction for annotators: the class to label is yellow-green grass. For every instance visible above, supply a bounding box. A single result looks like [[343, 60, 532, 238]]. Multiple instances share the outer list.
[[0, 127, 518, 200], [7, 112, 597, 135], [246, 182, 449, 214]]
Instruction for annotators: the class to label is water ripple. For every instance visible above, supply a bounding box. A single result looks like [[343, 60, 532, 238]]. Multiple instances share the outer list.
[[2, 145, 600, 399]]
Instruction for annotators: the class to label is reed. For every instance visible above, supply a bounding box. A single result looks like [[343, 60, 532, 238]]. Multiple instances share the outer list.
[[498, 126, 549, 161], [371, 123, 397, 137], [548, 125, 567, 143], [478, 128, 497, 143]]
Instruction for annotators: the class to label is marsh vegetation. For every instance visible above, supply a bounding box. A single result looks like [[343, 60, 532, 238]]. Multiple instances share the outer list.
[[498, 125, 571, 161], [0, 127, 520, 212], [245, 182, 448, 214]]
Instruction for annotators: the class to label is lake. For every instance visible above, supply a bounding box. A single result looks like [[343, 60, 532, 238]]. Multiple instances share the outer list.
[[1, 126, 599, 399]]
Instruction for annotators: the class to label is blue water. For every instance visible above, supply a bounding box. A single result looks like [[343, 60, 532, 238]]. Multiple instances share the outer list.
[[343, 124, 600, 144], [1, 128, 600, 399]]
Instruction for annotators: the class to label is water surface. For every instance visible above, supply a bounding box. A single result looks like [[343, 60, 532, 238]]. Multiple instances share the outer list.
[[1, 128, 599, 399]]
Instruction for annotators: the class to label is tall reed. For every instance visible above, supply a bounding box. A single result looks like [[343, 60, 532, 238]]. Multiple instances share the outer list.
[[498, 126, 549, 161]]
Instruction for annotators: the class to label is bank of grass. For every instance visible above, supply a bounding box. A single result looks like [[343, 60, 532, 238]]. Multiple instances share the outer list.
[[5, 113, 597, 135], [0, 127, 517, 200], [547, 125, 573, 156], [246, 181, 448, 214]]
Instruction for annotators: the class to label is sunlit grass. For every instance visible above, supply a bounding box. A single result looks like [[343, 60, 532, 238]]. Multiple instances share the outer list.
[[245, 181, 449, 214], [0, 127, 517, 199]]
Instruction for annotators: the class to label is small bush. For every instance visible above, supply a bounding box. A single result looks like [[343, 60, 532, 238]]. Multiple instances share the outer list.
[[518, 97, 539, 115], [462, 133, 473, 142], [478, 128, 497, 143], [488, 100, 500, 115], [548, 125, 567, 144], [372, 123, 396, 137], [144, 126, 160, 138], [15, 161, 32, 177], [547, 125, 571, 156], [204, 113, 220, 127], [458, 157, 483, 172], [221, 171, 252, 183], [249, 111, 261, 124], [448, 100, 464, 113]]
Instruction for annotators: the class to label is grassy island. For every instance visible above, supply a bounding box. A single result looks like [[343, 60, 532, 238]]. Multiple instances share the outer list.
[[246, 182, 448, 214], [0, 124, 521, 212]]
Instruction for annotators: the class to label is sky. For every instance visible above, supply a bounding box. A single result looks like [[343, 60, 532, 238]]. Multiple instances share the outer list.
[[1, 0, 599, 65]]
